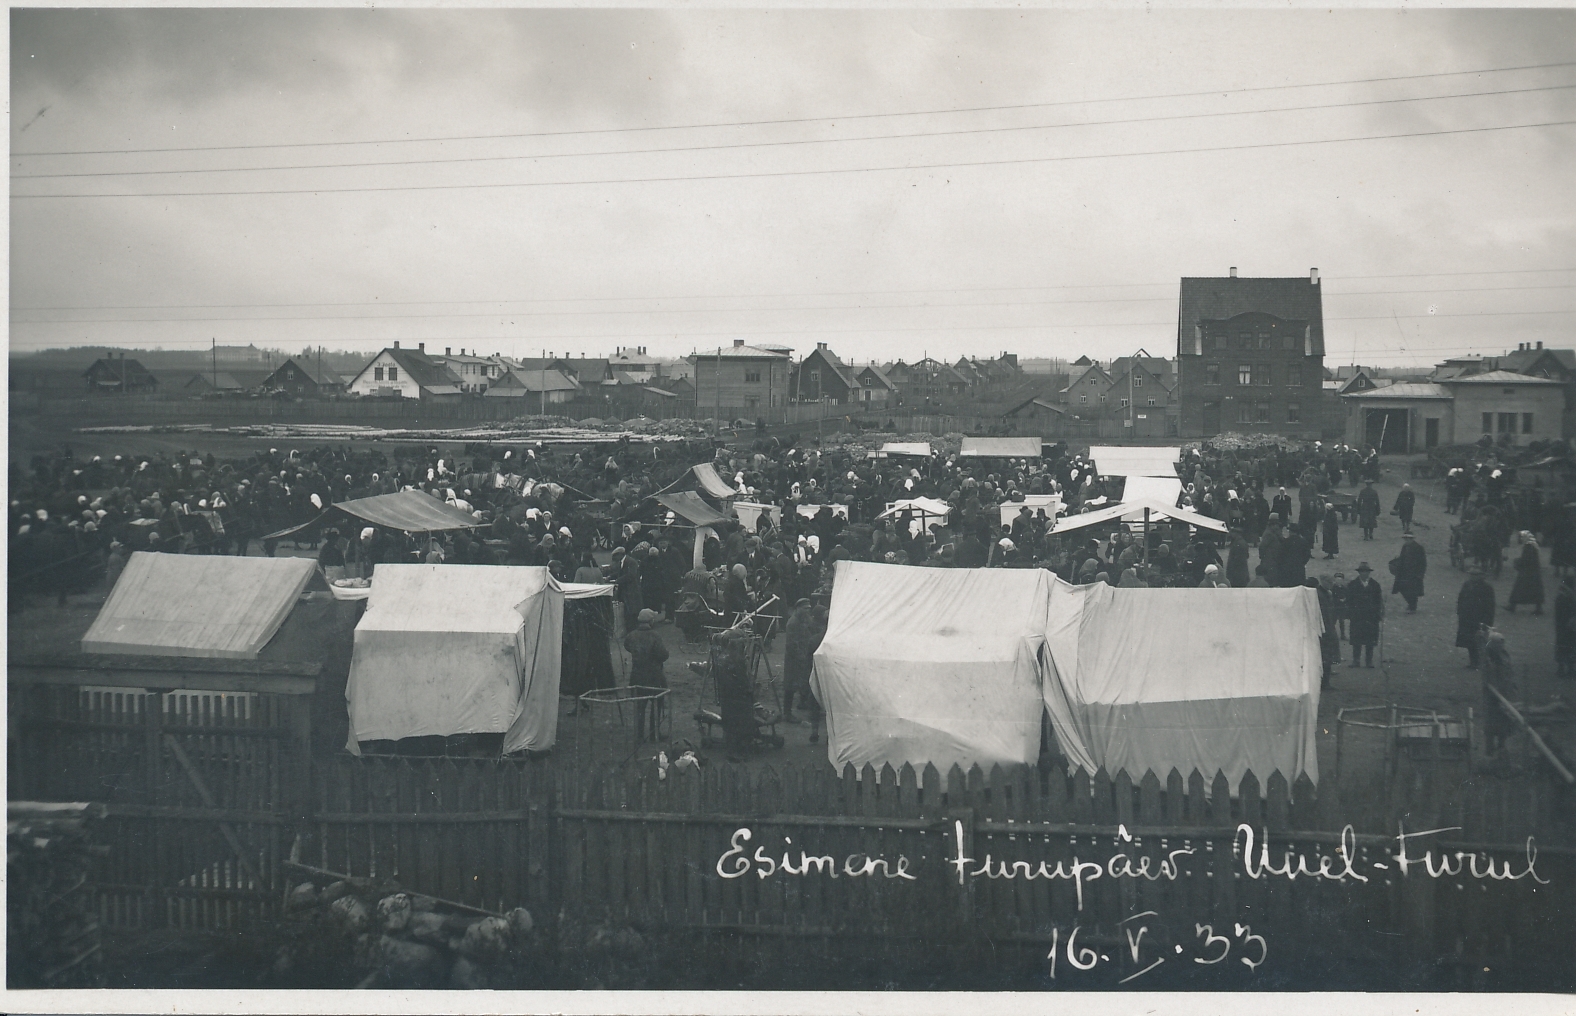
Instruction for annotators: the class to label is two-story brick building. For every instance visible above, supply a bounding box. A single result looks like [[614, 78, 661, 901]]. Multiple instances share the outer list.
[[1175, 268, 1327, 439], [688, 340, 791, 421]]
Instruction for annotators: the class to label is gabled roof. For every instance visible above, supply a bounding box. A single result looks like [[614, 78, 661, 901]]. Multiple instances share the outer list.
[[185, 371, 246, 390], [800, 347, 859, 389], [1342, 382, 1451, 400], [1495, 348, 1576, 376], [267, 357, 346, 387], [84, 357, 156, 383], [855, 364, 897, 390], [1177, 275, 1324, 356], [1442, 369, 1564, 386], [358, 347, 464, 391], [687, 344, 790, 361], [485, 369, 580, 394]]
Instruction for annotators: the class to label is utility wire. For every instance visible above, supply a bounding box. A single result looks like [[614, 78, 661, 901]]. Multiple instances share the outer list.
[[15, 59, 1576, 158], [12, 268, 1572, 314], [15, 119, 1575, 199], [12, 285, 1573, 324], [15, 83, 1574, 180]]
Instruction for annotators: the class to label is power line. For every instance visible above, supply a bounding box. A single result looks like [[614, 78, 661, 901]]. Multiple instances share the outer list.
[[16, 119, 1575, 199], [12, 284, 1572, 325], [12, 267, 1572, 314], [16, 59, 1575, 159], [17, 83, 1574, 181]]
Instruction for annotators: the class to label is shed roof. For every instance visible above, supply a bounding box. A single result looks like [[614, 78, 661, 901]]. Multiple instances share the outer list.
[[1342, 382, 1451, 400]]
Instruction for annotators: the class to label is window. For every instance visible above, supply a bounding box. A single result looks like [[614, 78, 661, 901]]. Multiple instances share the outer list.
[[1215, 331, 1228, 351], [387, 367, 397, 382], [1287, 365, 1301, 387], [1079, 394, 1088, 404], [745, 396, 759, 408], [1257, 331, 1272, 349], [1259, 365, 1273, 386], [1523, 412, 1535, 434], [1148, 398, 1157, 407], [1119, 398, 1129, 408], [1100, 394, 1108, 404], [744, 371, 762, 384], [1133, 373, 1143, 388], [1238, 364, 1252, 386], [1238, 333, 1252, 350], [1256, 402, 1271, 424], [1282, 332, 1297, 351], [1287, 402, 1301, 423], [374, 367, 384, 381], [1205, 363, 1220, 385], [1498, 412, 1516, 434], [1238, 403, 1254, 424], [1089, 376, 1099, 385], [1483, 412, 1494, 434]]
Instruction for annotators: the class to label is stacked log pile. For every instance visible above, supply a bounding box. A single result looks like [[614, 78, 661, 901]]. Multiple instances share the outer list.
[[276, 867, 538, 989], [7, 802, 107, 987]]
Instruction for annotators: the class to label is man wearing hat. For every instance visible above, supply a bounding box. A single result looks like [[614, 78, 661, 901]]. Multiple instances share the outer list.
[[1357, 480, 1381, 540], [782, 598, 823, 729], [623, 609, 669, 741], [1392, 531, 1427, 613], [1346, 562, 1384, 668], [610, 546, 643, 635], [1455, 567, 1496, 668]]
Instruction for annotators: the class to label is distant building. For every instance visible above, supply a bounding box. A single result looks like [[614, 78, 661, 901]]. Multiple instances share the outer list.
[[182, 372, 246, 395], [83, 354, 158, 394], [687, 340, 791, 420], [262, 357, 347, 398], [853, 364, 897, 406], [790, 344, 859, 404], [346, 342, 463, 400], [1175, 268, 1327, 438], [610, 346, 664, 380], [1340, 370, 1565, 453], [882, 357, 971, 403], [430, 348, 504, 393], [1062, 361, 1113, 413], [482, 368, 580, 404], [1103, 352, 1179, 438]]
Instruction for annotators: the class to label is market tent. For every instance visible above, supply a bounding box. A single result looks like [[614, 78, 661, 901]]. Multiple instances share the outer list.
[[1087, 445, 1182, 478], [1041, 579, 1321, 785], [82, 552, 316, 659], [795, 503, 849, 520], [1121, 475, 1184, 505], [812, 561, 1054, 774], [959, 436, 1043, 459], [657, 491, 733, 528], [998, 494, 1063, 527], [1050, 497, 1228, 535], [733, 501, 782, 533], [345, 564, 564, 755], [691, 463, 738, 500], [877, 442, 932, 458], [264, 489, 482, 540], [879, 497, 952, 535]]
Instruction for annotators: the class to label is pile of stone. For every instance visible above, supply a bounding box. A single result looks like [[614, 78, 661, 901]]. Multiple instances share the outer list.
[[6, 802, 107, 987], [279, 875, 536, 989]]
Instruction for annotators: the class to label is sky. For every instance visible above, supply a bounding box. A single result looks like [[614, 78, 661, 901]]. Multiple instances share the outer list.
[[9, 8, 1575, 369]]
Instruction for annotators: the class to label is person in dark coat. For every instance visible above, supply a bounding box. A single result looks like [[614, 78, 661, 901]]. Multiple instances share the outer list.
[[1506, 537, 1545, 615], [1306, 577, 1337, 688], [1357, 481, 1381, 540], [1258, 517, 1284, 582], [623, 608, 669, 740], [1278, 527, 1311, 588], [1321, 503, 1340, 559], [1392, 484, 1416, 534], [1481, 629, 1516, 757], [1391, 532, 1427, 612], [724, 562, 751, 623], [1555, 576, 1576, 678], [1455, 569, 1496, 668], [1225, 531, 1251, 587], [1347, 562, 1383, 668], [1270, 488, 1294, 524], [714, 629, 757, 762], [781, 598, 823, 730]]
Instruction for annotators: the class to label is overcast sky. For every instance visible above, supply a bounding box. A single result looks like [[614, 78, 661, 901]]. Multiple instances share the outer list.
[[10, 8, 1575, 368]]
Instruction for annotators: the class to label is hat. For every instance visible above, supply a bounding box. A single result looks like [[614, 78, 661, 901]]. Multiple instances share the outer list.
[[637, 608, 659, 624], [1355, 562, 1373, 572], [998, 538, 1015, 550], [612, 546, 626, 557], [796, 598, 813, 609], [361, 527, 376, 539]]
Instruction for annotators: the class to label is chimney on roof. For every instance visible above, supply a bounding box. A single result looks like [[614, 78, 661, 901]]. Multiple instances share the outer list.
[[446, 347, 452, 356], [1229, 267, 1237, 278], [733, 339, 745, 348], [1310, 268, 1319, 284], [817, 342, 827, 351], [418, 342, 425, 353], [1538, 341, 1544, 350], [393, 341, 400, 349]]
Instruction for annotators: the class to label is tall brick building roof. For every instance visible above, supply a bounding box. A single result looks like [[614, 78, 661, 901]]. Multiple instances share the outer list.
[[1177, 275, 1324, 356]]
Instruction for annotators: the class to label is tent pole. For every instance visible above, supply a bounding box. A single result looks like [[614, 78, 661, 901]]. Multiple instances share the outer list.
[[1143, 508, 1151, 567]]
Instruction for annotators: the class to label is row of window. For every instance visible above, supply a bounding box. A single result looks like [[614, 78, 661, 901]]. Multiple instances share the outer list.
[[1207, 329, 1301, 351], [373, 366, 398, 382], [1203, 401, 1302, 424], [1202, 363, 1304, 387], [1485, 412, 1534, 435], [1079, 394, 1161, 406]]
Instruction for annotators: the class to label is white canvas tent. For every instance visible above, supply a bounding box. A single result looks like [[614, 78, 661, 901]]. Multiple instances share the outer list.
[[1087, 445, 1182, 478], [1120, 475, 1184, 505], [82, 552, 316, 659], [812, 562, 1054, 774], [959, 436, 1042, 459], [733, 501, 782, 533], [998, 494, 1063, 528], [876, 442, 932, 458], [1041, 580, 1321, 785], [879, 497, 952, 536], [345, 564, 564, 755], [1050, 496, 1228, 535]]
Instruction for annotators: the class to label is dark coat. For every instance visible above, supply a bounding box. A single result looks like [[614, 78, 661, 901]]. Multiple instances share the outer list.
[[1455, 576, 1496, 649], [1347, 576, 1383, 645], [1557, 585, 1576, 661], [1393, 489, 1416, 521], [1357, 486, 1381, 528], [1278, 531, 1311, 588], [1321, 507, 1340, 555], [1508, 543, 1545, 607], [623, 625, 669, 687], [1226, 535, 1251, 587], [1392, 540, 1427, 598]]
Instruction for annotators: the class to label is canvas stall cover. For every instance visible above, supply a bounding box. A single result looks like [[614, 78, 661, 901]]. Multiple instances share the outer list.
[[959, 436, 1042, 459], [1120, 475, 1184, 505], [812, 561, 1053, 774], [879, 497, 952, 536], [345, 564, 564, 755], [795, 503, 849, 520], [265, 489, 482, 540], [690, 463, 738, 500], [82, 552, 316, 659], [1050, 497, 1228, 535], [877, 442, 932, 458], [998, 494, 1063, 527], [657, 491, 733, 528], [1087, 445, 1182, 478], [1040, 580, 1321, 785], [733, 501, 782, 534]]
